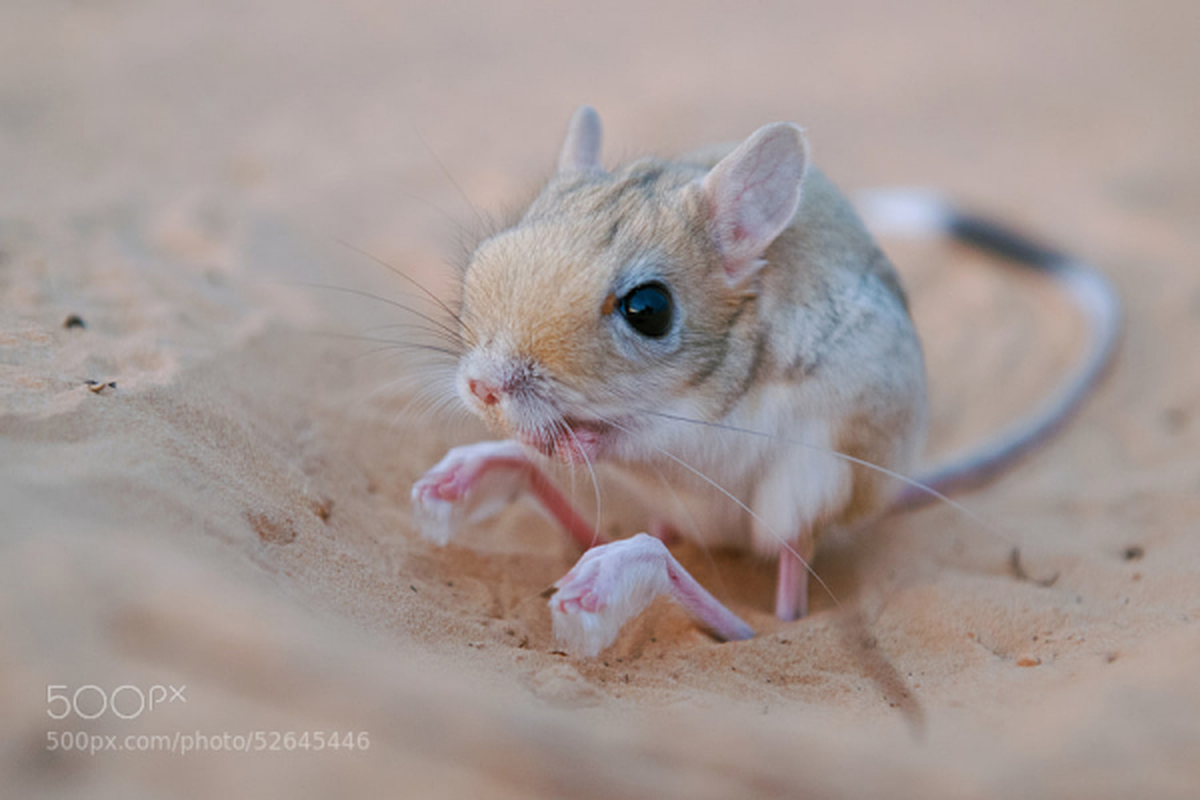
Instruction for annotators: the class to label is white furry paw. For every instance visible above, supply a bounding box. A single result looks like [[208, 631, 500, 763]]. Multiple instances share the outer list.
[[549, 534, 673, 657], [410, 440, 530, 546]]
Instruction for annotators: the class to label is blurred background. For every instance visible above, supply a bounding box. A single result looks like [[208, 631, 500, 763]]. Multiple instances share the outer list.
[[6, 2, 1197, 252], [6, 0, 1196, 444]]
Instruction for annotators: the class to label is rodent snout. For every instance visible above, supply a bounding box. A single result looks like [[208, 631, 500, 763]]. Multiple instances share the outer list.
[[459, 352, 545, 428], [467, 377, 501, 407]]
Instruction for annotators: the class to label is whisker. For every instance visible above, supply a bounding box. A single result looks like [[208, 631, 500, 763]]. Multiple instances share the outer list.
[[645, 461, 731, 598], [646, 461, 701, 541], [385, 378, 462, 437], [411, 125, 490, 248], [361, 321, 465, 347], [304, 331, 461, 359], [350, 359, 460, 426], [355, 344, 459, 362], [331, 237, 477, 341], [286, 280, 465, 345], [639, 409, 991, 532], [557, 420, 605, 549]]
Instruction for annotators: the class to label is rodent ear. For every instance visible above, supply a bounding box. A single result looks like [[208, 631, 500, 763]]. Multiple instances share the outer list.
[[557, 106, 604, 174], [702, 122, 808, 285]]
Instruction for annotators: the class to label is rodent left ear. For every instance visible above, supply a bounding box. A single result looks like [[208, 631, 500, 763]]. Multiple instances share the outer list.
[[557, 106, 605, 175], [702, 122, 807, 285]]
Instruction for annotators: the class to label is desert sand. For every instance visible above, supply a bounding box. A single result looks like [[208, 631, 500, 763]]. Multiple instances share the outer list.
[[2, 2, 1199, 797]]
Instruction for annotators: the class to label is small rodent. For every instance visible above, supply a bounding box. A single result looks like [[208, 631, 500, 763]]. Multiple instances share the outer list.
[[411, 106, 1119, 656]]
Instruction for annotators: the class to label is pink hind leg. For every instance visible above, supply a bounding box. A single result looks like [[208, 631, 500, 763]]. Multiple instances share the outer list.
[[412, 439, 600, 549], [550, 533, 755, 656], [774, 533, 815, 621]]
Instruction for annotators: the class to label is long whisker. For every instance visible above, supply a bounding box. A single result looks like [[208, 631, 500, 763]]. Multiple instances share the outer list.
[[398, 385, 473, 432], [557, 420, 605, 548], [341, 356, 459, 426], [381, 365, 468, 436], [331, 237, 477, 341], [645, 460, 729, 597], [362, 320, 463, 339], [286, 281, 465, 345], [647, 461, 702, 542], [303, 330, 461, 359], [638, 409, 991, 532], [411, 125, 490, 246], [355, 344, 459, 361], [354, 323, 466, 352], [595, 414, 841, 609]]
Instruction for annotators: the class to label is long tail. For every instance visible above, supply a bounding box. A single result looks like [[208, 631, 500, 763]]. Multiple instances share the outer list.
[[856, 189, 1122, 510]]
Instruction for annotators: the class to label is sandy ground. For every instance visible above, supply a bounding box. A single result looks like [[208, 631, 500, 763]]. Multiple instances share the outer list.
[[2, 2, 1200, 797]]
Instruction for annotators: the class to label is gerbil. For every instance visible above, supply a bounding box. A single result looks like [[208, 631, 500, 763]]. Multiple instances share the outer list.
[[410, 106, 1120, 657]]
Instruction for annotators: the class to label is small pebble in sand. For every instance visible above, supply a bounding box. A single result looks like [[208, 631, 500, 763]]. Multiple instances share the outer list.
[[247, 511, 298, 544], [85, 380, 117, 394], [1009, 548, 1059, 587], [1016, 655, 1042, 667], [63, 314, 86, 329], [311, 496, 334, 521]]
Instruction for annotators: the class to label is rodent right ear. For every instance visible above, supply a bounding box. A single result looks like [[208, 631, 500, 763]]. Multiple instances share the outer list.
[[557, 106, 604, 174], [702, 122, 807, 285]]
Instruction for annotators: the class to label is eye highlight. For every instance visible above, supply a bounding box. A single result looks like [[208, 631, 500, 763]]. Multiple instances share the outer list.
[[618, 282, 673, 338]]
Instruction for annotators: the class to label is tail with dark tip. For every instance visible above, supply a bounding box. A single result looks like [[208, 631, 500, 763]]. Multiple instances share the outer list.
[[856, 189, 1121, 510]]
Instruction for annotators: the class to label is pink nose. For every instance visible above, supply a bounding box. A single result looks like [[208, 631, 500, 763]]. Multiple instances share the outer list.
[[468, 378, 501, 406]]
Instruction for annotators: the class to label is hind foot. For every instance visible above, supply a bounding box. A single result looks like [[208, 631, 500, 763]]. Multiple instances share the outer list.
[[550, 533, 754, 657]]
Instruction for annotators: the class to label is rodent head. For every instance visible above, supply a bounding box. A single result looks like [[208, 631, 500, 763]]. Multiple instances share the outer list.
[[455, 107, 807, 464]]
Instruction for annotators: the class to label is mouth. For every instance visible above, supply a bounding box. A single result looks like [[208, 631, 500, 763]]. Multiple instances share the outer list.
[[517, 417, 614, 464]]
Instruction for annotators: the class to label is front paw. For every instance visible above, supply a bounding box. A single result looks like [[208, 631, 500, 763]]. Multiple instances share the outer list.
[[411, 440, 530, 546]]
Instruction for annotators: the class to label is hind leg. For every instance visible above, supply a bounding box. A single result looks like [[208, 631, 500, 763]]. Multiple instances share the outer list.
[[752, 437, 848, 621], [550, 533, 755, 656], [411, 440, 598, 549], [774, 532, 815, 621]]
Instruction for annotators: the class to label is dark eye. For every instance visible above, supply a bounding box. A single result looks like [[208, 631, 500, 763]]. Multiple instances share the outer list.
[[619, 282, 673, 338]]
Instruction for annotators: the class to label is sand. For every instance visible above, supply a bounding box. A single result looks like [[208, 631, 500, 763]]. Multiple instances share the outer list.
[[2, 2, 1199, 797]]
